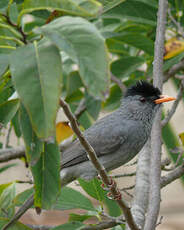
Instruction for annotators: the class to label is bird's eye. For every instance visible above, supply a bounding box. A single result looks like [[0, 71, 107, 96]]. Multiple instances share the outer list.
[[140, 97, 146, 103]]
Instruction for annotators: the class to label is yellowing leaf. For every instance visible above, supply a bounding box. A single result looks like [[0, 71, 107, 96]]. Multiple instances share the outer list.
[[56, 122, 74, 144], [179, 132, 184, 146], [164, 38, 184, 59]]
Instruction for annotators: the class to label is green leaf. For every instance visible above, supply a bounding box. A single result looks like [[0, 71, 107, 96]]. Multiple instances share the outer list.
[[0, 183, 16, 218], [103, 84, 122, 112], [53, 186, 95, 211], [19, 103, 44, 165], [0, 163, 17, 174], [10, 39, 62, 138], [78, 178, 105, 201], [67, 71, 83, 96], [103, 0, 157, 26], [9, 2, 19, 24], [52, 221, 85, 230], [104, 196, 121, 217], [0, 99, 19, 126], [19, 0, 102, 20], [107, 33, 154, 55], [78, 110, 93, 129], [14, 188, 34, 206], [0, 183, 12, 196], [31, 140, 61, 209], [0, 0, 9, 13], [35, 16, 110, 99], [99, 0, 126, 13], [85, 94, 101, 120], [111, 56, 145, 79], [0, 217, 32, 230], [106, 39, 130, 55], [12, 111, 22, 138], [0, 54, 9, 76]]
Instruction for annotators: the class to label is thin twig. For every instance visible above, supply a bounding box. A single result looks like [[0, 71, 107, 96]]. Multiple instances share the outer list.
[[111, 73, 127, 93], [82, 219, 124, 230], [168, 8, 184, 38], [59, 98, 139, 230], [161, 164, 184, 188], [112, 172, 136, 178], [74, 98, 86, 120], [26, 224, 52, 230], [162, 80, 184, 127]]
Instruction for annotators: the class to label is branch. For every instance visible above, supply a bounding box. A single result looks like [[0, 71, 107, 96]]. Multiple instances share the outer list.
[[162, 79, 184, 127], [26, 224, 52, 230], [59, 98, 139, 230], [74, 98, 87, 120], [125, 141, 151, 230], [161, 164, 184, 188], [111, 73, 127, 93], [82, 219, 123, 230], [144, 1, 168, 230], [164, 59, 184, 82], [0, 146, 25, 162]]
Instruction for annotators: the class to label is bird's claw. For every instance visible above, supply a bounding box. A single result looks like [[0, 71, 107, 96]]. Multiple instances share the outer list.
[[107, 191, 122, 200], [98, 177, 122, 200]]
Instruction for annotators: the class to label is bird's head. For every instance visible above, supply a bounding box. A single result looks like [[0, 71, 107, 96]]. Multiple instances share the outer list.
[[121, 81, 175, 122]]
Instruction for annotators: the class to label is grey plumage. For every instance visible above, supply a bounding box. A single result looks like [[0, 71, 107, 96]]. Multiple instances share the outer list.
[[60, 81, 162, 185]]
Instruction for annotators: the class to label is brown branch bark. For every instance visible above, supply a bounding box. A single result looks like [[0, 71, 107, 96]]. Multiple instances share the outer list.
[[59, 98, 139, 230]]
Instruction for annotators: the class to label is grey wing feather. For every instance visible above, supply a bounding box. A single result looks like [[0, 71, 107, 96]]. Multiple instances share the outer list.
[[61, 111, 127, 168]]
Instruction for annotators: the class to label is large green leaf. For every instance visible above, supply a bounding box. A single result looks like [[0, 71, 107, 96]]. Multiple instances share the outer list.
[[0, 218, 31, 230], [35, 16, 110, 99], [10, 39, 62, 138], [0, 99, 19, 126], [31, 140, 61, 209], [103, 0, 157, 26], [111, 56, 145, 79], [53, 186, 95, 211], [19, 0, 102, 21]]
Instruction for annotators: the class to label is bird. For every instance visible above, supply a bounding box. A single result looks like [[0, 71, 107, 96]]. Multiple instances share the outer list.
[[60, 81, 175, 186]]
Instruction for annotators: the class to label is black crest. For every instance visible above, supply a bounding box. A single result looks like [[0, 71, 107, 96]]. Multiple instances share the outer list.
[[125, 81, 161, 98]]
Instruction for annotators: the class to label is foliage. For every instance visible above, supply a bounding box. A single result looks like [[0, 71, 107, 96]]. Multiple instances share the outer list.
[[0, 0, 184, 229]]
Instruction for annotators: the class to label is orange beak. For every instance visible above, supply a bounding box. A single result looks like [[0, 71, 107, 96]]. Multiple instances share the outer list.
[[154, 95, 176, 104]]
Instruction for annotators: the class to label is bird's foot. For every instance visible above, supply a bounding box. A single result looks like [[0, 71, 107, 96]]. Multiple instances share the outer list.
[[107, 191, 122, 200], [98, 176, 122, 200]]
